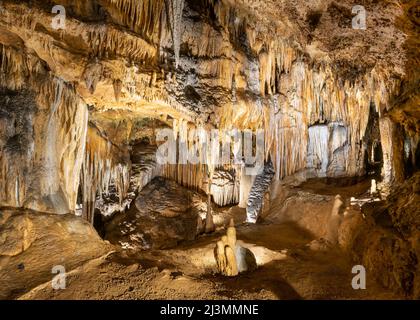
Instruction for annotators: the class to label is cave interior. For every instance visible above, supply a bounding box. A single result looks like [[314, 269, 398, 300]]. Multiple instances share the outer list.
[[0, 0, 419, 300]]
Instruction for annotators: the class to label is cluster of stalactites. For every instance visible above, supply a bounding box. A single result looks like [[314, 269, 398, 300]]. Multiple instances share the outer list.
[[80, 126, 131, 223], [190, 2, 398, 180], [107, 0, 165, 43], [218, 39, 398, 179], [164, 0, 186, 68], [0, 147, 32, 209], [0, 2, 157, 65], [0, 44, 46, 91], [162, 118, 245, 206], [0, 44, 88, 213], [210, 169, 240, 207]]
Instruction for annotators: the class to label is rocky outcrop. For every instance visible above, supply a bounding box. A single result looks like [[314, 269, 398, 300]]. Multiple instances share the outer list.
[[0, 46, 89, 214], [0, 208, 112, 299], [269, 188, 339, 240], [105, 177, 203, 250], [338, 173, 420, 299]]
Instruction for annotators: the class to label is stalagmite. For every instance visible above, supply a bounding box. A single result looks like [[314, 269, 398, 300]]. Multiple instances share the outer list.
[[215, 240, 227, 272], [0, 0, 418, 301], [226, 220, 237, 249], [214, 219, 257, 276], [205, 167, 215, 233], [326, 195, 344, 244], [205, 196, 215, 234], [225, 245, 238, 277], [370, 179, 377, 196]]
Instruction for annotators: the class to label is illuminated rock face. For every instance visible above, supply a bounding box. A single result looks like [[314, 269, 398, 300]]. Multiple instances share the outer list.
[[307, 123, 350, 178], [0, 208, 112, 299], [0, 0, 418, 220], [0, 48, 89, 214]]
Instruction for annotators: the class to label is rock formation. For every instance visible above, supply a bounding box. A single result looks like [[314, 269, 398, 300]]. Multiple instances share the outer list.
[[246, 161, 275, 223], [214, 219, 257, 276], [342, 173, 420, 299], [326, 195, 344, 244], [0, 208, 112, 299]]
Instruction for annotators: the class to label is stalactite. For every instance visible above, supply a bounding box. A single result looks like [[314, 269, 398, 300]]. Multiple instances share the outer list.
[[0, 0, 407, 220], [326, 195, 344, 244], [210, 169, 240, 207], [0, 45, 88, 213], [162, 119, 243, 207], [307, 125, 330, 177], [0, 2, 158, 65], [113, 79, 123, 102], [106, 0, 164, 42], [83, 60, 103, 94], [217, 39, 399, 181], [80, 126, 131, 223], [165, 0, 185, 68]]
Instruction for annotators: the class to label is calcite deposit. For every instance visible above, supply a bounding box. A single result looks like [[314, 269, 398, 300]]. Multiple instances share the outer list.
[[214, 219, 257, 276]]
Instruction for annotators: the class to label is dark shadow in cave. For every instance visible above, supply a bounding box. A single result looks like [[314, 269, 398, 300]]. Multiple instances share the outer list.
[[94, 209, 106, 238], [363, 102, 383, 179]]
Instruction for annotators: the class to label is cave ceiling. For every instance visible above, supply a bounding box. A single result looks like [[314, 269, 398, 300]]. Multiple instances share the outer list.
[[0, 0, 418, 140]]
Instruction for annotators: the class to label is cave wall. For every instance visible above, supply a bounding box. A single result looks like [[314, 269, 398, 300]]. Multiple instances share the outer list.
[[340, 173, 420, 299], [0, 45, 88, 214]]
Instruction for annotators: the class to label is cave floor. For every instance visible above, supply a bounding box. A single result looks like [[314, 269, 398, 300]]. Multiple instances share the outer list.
[[19, 203, 400, 300]]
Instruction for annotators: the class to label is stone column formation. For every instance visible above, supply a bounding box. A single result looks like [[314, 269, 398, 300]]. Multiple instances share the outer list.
[[214, 219, 257, 276]]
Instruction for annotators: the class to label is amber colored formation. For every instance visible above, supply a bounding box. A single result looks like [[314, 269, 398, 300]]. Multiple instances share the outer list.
[[214, 219, 257, 276]]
